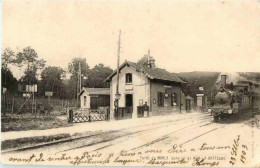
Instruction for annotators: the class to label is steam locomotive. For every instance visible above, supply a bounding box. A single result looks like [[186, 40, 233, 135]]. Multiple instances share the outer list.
[[209, 75, 252, 122]]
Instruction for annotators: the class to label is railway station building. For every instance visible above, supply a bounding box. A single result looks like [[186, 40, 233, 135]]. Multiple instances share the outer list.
[[104, 54, 186, 120]]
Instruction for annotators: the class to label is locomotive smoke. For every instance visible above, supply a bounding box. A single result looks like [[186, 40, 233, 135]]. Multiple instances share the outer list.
[[215, 72, 248, 87]]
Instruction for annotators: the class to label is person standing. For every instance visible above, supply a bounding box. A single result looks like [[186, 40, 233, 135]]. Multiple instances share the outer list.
[[143, 102, 149, 117]]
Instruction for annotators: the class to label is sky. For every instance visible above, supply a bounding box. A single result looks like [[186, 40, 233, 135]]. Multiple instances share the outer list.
[[2, 0, 260, 80]]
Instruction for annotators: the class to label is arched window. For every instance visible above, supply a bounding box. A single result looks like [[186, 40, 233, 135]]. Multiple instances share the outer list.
[[84, 96, 87, 106]]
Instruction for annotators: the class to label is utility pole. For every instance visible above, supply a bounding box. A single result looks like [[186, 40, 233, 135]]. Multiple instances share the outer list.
[[79, 62, 82, 92], [116, 30, 121, 96], [148, 49, 150, 63], [180, 84, 182, 113], [114, 30, 121, 119], [76, 62, 81, 108]]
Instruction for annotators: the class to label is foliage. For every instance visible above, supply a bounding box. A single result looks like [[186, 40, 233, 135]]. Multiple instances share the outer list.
[[17, 47, 46, 84], [1, 116, 72, 132], [178, 71, 221, 98], [1, 133, 70, 150], [68, 57, 89, 77], [239, 72, 260, 81], [1, 48, 17, 93], [1, 48, 15, 70], [40, 66, 66, 97], [85, 64, 113, 88], [19, 68, 38, 84], [68, 57, 90, 98], [1, 68, 18, 93], [13, 52, 24, 69]]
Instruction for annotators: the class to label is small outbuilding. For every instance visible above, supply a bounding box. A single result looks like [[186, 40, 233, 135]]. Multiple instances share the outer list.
[[185, 95, 194, 112], [78, 88, 110, 109]]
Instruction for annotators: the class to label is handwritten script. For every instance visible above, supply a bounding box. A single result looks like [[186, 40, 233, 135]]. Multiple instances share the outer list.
[[6, 135, 250, 167]]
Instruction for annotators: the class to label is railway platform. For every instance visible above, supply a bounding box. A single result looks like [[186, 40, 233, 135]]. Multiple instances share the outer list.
[[1, 112, 206, 152]]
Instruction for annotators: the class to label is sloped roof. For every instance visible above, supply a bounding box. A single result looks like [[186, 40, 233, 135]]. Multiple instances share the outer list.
[[185, 95, 194, 100], [104, 61, 185, 83], [78, 88, 110, 96]]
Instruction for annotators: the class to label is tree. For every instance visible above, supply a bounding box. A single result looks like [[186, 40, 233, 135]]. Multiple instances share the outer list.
[[40, 66, 66, 97], [16, 47, 46, 84], [68, 57, 90, 98], [1, 68, 18, 93], [1, 48, 15, 70], [14, 52, 25, 78], [68, 57, 89, 78], [1, 48, 16, 87], [85, 64, 113, 88]]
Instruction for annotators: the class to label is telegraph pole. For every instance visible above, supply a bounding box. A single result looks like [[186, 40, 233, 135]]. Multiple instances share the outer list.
[[116, 30, 121, 96], [79, 62, 81, 92], [114, 30, 121, 119], [76, 62, 81, 107]]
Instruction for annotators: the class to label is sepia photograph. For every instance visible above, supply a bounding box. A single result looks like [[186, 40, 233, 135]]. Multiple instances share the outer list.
[[1, 0, 260, 167]]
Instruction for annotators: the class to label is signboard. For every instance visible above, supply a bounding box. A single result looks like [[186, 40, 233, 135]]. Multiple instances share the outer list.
[[26, 84, 37, 92], [45, 91, 53, 97], [125, 85, 133, 91], [23, 93, 31, 98]]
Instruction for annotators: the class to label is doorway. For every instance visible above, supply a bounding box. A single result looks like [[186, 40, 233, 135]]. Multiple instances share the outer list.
[[115, 94, 133, 120], [125, 94, 133, 114], [90, 97, 98, 109], [186, 99, 191, 112], [125, 94, 133, 107]]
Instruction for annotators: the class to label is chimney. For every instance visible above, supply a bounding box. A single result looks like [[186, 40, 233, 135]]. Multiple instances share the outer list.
[[146, 50, 155, 69], [150, 58, 155, 69], [221, 75, 227, 88]]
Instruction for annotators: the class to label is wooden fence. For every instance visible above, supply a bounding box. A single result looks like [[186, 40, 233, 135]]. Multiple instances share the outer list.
[[1, 95, 78, 117], [68, 107, 110, 123], [114, 107, 133, 120]]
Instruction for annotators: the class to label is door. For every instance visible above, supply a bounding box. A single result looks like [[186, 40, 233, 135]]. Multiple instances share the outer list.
[[186, 99, 191, 112], [125, 94, 133, 118], [125, 94, 133, 107], [90, 97, 98, 109]]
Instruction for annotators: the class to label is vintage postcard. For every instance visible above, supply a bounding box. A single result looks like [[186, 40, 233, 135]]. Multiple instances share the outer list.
[[1, 0, 260, 167]]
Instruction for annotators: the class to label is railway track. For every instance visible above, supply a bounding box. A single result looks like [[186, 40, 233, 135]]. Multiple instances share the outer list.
[[2, 113, 213, 155], [62, 115, 214, 154], [52, 114, 213, 154]]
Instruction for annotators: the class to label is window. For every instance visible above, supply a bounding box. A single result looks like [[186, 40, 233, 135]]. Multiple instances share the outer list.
[[126, 73, 132, 84], [171, 93, 177, 106], [84, 96, 87, 106], [158, 92, 164, 107], [244, 88, 248, 95]]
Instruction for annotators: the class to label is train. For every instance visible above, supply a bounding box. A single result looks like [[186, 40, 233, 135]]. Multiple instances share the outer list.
[[209, 75, 254, 122]]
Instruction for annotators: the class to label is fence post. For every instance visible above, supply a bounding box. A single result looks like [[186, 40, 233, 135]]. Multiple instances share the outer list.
[[68, 109, 73, 123], [12, 96, 14, 116], [89, 114, 91, 122], [107, 108, 110, 121]]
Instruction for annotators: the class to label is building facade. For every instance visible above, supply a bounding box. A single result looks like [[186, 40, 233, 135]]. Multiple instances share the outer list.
[[104, 57, 186, 120], [79, 88, 110, 109]]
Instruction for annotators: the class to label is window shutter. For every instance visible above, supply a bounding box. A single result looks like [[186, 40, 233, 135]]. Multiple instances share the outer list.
[[161, 93, 164, 107], [175, 93, 177, 105], [158, 92, 160, 106], [171, 93, 173, 106]]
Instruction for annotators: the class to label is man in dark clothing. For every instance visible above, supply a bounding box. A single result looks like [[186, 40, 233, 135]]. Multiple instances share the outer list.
[[143, 102, 149, 117]]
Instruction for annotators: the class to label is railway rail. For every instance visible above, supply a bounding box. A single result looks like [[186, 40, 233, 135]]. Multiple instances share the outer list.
[[2, 113, 211, 155]]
